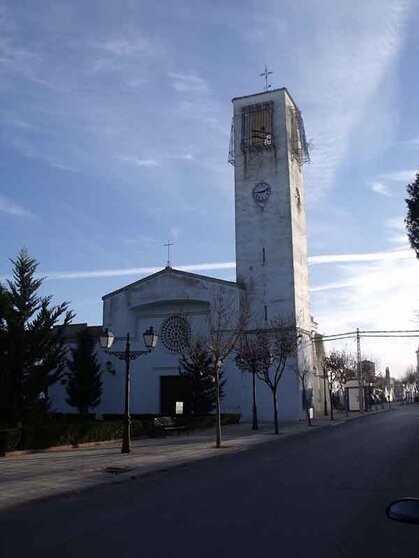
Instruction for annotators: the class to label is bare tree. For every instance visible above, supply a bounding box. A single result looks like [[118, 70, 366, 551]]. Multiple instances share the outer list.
[[321, 349, 356, 420], [255, 317, 299, 435], [194, 289, 249, 448], [235, 332, 266, 430], [402, 365, 417, 385]]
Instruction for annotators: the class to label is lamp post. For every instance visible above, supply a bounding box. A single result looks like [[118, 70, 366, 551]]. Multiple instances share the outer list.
[[214, 358, 223, 448], [250, 366, 258, 431], [99, 326, 158, 454]]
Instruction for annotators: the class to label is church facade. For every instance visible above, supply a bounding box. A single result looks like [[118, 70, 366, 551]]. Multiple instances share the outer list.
[[50, 87, 325, 422]]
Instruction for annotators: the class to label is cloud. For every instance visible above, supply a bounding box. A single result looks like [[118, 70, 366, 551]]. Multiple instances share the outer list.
[[122, 235, 158, 246], [92, 37, 153, 57], [311, 280, 363, 293], [169, 152, 195, 161], [385, 217, 409, 247], [300, 0, 411, 197], [371, 181, 391, 196], [134, 158, 160, 167], [380, 169, 418, 182], [386, 216, 405, 231], [118, 155, 161, 167], [15, 248, 412, 283], [406, 138, 419, 148], [0, 194, 34, 218], [36, 261, 236, 281], [169, 226, 180, 241], [312, 255, 419, 376], [308, 249, 411, 265], [168, 72, 209, 93]]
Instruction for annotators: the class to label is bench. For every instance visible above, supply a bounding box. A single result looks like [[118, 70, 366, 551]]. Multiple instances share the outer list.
[[152, 416, 189, 436]]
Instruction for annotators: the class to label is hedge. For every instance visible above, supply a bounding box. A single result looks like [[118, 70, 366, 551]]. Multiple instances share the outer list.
[[0, 413, 241, 454], [0, 420, 147, 454], [0, 429, 21, 454], [187, 413, 241, 429]]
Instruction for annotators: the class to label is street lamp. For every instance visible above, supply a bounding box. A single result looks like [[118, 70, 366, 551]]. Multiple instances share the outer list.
[[99, 326, 158, 454], [214, 358, 223, 448]]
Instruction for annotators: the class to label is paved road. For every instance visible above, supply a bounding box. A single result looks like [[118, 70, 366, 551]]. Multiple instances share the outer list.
[[1, 405, 419, 557]]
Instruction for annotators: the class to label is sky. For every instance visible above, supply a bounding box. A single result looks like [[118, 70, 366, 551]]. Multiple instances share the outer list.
[[1, 0, 418, 377]]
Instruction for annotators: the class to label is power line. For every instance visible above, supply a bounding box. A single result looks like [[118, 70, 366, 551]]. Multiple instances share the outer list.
[[320, 329, 419, 340]]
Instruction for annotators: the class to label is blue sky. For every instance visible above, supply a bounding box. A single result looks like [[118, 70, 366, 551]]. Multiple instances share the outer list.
[[1, 0, 418, 376]]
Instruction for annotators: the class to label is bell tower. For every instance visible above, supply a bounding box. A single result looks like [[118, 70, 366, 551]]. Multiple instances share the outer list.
[[230, 88, 313, 420], [230, 87, 311, 333]]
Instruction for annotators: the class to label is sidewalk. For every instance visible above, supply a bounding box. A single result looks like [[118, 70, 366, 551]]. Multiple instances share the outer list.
[[0, 407, 391, 511]]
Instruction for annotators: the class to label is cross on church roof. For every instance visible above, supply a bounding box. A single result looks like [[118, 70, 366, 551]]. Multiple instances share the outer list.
[[259, 65, 273, 92], [164, 240, 173, 268]]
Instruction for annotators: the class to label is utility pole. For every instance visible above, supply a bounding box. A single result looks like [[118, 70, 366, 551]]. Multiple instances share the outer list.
[[356, 328, 364, 412]]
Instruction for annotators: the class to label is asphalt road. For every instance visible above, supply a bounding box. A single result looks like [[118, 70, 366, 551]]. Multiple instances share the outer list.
[[1, 406, 419, 558]]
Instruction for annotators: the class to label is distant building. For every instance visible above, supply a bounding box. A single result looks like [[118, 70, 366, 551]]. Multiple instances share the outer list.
[[361, 360, 376, 383]]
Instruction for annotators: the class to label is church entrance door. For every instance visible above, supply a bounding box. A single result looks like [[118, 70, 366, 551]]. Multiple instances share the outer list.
[[160, 375, 191, 416]]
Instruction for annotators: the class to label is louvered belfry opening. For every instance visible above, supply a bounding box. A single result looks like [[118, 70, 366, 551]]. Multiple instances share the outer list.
[[241, 101, 275, 151], [289, 106, 310, 167]]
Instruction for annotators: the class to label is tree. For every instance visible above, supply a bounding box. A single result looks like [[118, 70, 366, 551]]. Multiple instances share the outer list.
[[0, 284, 12, 421], [255, 317, 299, 435], [321, 349, 356, 420], [235, 332, 268, 430], [0, 249, 74, 423], [179, 340, 226, 415], [402, 365, 417, 386], [195, 289, 249, 447], [405, 172, 419, 257], [65, 329, 103, 414]]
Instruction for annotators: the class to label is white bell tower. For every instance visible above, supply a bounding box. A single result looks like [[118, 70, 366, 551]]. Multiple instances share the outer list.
[[230, 87, 313, 419]]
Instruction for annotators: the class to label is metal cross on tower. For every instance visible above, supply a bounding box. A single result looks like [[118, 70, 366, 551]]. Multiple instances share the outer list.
[[164, 240, 173, 268], [259, 65, 273, 92]]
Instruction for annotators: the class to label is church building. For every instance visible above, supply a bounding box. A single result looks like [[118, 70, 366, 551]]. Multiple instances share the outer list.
[[50, 86, 324, 422]]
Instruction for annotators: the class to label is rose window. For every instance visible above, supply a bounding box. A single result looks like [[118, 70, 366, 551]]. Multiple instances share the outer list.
[[160, 315, 191, 352]]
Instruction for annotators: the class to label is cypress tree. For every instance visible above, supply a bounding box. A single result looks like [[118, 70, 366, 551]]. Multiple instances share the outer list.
[[405, 172, 419, 257], [0, 249, 73, 423], [66, 329, 103, 415]]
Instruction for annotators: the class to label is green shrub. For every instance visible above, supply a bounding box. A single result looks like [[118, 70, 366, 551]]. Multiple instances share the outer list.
[[0, 413, 240, 454], [14, 420, 146, 451], [0, 428, 21, 454]]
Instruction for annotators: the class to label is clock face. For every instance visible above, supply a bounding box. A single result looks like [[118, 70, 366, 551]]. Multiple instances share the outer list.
[[253, 182, 271, 203]]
